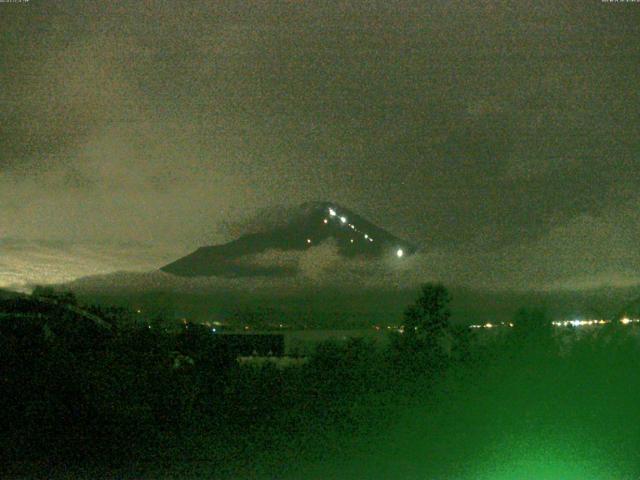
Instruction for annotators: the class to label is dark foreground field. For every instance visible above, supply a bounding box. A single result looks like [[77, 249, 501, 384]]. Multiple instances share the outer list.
[[2, 295, 640, 479]]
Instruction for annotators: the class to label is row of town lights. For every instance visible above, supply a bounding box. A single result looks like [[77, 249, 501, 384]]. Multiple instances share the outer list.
[[470, 322, 514, 329], [551, 317, 640, 327], [552, 319, 609, 327], [468, 318, 640, 330]]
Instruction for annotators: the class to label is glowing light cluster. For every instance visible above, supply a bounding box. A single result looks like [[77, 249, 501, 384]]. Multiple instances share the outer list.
[[470, 317, 639, 330], [323, 206, 378, 245], [321, 206, 410, 256], [469, 322, 514, 329], [620, 317, 640, 325], [470, 316, 640, 330], [551, 319, 610, 327]]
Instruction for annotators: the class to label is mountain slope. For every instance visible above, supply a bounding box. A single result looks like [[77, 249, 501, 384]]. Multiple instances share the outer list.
[[161, 202, 416, 277]]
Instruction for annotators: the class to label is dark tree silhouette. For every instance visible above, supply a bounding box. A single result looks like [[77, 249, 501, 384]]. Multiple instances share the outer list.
[[403, 283, 451, 341], [392, 283, 452, 373], [508, 307, 557, 362], [511, 307, 551, 340]]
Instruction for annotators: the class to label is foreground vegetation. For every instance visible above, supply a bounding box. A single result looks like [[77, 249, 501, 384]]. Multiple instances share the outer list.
[[2, 284, 640, 479]]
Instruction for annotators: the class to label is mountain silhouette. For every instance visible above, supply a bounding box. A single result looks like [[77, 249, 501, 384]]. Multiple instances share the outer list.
[[161, 201, 416, 277]]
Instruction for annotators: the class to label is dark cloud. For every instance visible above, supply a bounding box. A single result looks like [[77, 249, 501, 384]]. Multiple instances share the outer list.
[[1, 1, 639, 289]]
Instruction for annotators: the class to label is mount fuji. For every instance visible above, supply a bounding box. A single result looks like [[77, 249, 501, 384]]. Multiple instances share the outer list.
[[161, 201, 416, 278]]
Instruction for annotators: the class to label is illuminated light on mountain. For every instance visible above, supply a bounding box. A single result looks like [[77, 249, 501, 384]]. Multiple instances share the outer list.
[[160, 202, 416, 277]]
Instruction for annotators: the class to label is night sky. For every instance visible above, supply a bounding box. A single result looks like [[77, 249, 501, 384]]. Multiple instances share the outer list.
[[1, 1, 639, 290]]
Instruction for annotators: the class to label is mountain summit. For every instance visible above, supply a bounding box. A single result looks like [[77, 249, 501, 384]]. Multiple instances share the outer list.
[[161, 202, 416, 277]]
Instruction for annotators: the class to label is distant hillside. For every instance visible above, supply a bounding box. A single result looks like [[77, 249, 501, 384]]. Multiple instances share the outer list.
[[0, 288, 22, 301], [0, 288, 113, 351], [57, 270, 640, 329]]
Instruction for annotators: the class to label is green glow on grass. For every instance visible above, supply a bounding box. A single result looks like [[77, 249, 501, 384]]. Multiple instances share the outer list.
[[468, 434, 616, 480]]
